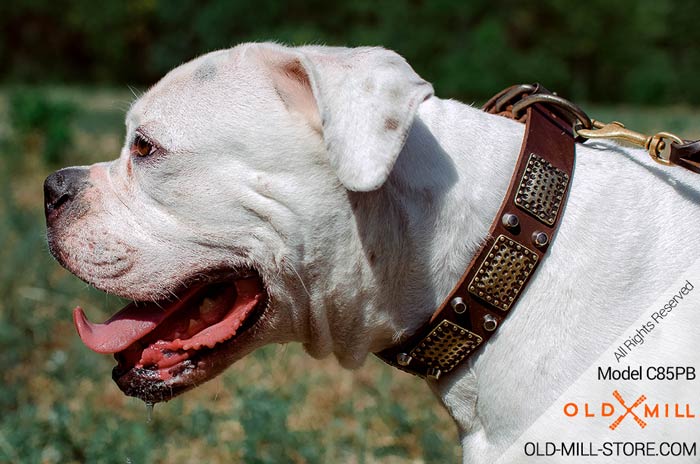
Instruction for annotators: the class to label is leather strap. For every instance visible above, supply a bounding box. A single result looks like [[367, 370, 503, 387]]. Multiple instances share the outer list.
[[670, 140, 700, 174], [375, 97, 575, 379]]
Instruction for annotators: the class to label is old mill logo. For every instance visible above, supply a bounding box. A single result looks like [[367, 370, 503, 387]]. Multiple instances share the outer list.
[[563, 390, 696, 430]]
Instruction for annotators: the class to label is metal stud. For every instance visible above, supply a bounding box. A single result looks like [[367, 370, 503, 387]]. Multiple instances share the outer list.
[[450, 297, 467, 314], [427, 367, 442, 380], [532, 231, 549, 247], [396, 353, 412, 366], [501, 213, 520, 230], [483, 315, 498, 332]]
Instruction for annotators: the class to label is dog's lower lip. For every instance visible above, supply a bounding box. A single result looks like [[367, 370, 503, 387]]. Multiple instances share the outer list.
[[111, 362, 197, 404]]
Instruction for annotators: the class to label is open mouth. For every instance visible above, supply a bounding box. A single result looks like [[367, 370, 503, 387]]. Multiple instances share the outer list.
[[73, 270, 267, 403]]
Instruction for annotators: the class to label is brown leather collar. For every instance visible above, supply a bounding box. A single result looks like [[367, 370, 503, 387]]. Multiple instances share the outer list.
[[376, 83, 700, 378], [375, 85, 575, 379]]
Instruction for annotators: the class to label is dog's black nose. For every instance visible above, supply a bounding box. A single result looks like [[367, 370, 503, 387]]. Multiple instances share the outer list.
[[44, 167, 90, 218]]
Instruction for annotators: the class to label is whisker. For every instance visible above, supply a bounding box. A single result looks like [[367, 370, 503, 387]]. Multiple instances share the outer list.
[[284, 259, 311, 300]]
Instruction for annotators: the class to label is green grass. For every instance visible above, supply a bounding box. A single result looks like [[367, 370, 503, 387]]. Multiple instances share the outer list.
[[1, 86, 698, 463]]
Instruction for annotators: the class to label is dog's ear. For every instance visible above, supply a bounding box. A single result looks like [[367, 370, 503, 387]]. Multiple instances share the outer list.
[[256, 44, 434, 192]]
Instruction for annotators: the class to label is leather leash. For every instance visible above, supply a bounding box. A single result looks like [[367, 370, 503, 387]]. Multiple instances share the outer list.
[[376, 84, 575, 379], [671, 141, 700, 173]]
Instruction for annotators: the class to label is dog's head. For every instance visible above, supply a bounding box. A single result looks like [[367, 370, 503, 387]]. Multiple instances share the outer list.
[[44, 43, 433, 403]]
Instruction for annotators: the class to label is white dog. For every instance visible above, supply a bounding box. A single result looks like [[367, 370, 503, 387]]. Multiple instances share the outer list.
[[44, 43, 700, 463]]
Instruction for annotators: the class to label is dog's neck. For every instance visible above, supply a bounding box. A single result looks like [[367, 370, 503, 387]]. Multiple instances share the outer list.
[[298, 99, 522, 366], [334, 97, 527, 448], [384, 97, 524, 437]]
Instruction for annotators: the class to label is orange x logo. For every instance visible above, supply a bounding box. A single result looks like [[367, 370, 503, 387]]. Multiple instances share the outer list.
[[609, 390, 647, 430]]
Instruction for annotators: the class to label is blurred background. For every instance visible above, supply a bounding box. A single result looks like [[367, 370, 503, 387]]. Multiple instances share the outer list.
[[1, 1, 699, 463]]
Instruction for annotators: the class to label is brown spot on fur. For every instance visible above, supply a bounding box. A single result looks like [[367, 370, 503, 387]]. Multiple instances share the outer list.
[[369, 251, 376, 264], [384, 117, 399, 131]]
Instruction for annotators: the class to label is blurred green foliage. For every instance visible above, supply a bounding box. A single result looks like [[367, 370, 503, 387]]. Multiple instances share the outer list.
[[8, 89, 77, 167], [2, 0, 700, 103]]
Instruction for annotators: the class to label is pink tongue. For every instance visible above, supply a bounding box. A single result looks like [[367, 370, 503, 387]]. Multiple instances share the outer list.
[[73, 288, 198, 354]]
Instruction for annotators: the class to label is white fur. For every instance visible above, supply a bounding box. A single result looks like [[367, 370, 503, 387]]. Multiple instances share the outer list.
[[50, 43, 700, 463]]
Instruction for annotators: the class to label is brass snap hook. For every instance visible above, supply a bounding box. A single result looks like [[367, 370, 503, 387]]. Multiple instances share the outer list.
[[577, 120, 683, 166]]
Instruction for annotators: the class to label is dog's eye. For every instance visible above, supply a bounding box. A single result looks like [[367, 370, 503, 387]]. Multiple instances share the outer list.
[[131, 134, 158, 158]]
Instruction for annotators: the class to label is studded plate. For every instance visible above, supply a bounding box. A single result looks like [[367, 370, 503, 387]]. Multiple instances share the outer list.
[[468, 235, 538, 311], [515, 153, 569, 226], [409, 320, 483, 372]]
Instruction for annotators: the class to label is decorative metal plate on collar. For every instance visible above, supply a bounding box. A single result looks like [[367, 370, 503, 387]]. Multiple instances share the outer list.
[[468, 235, 538, 311], [409, 320, 482, 375], [515, 153, 569, 226]]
